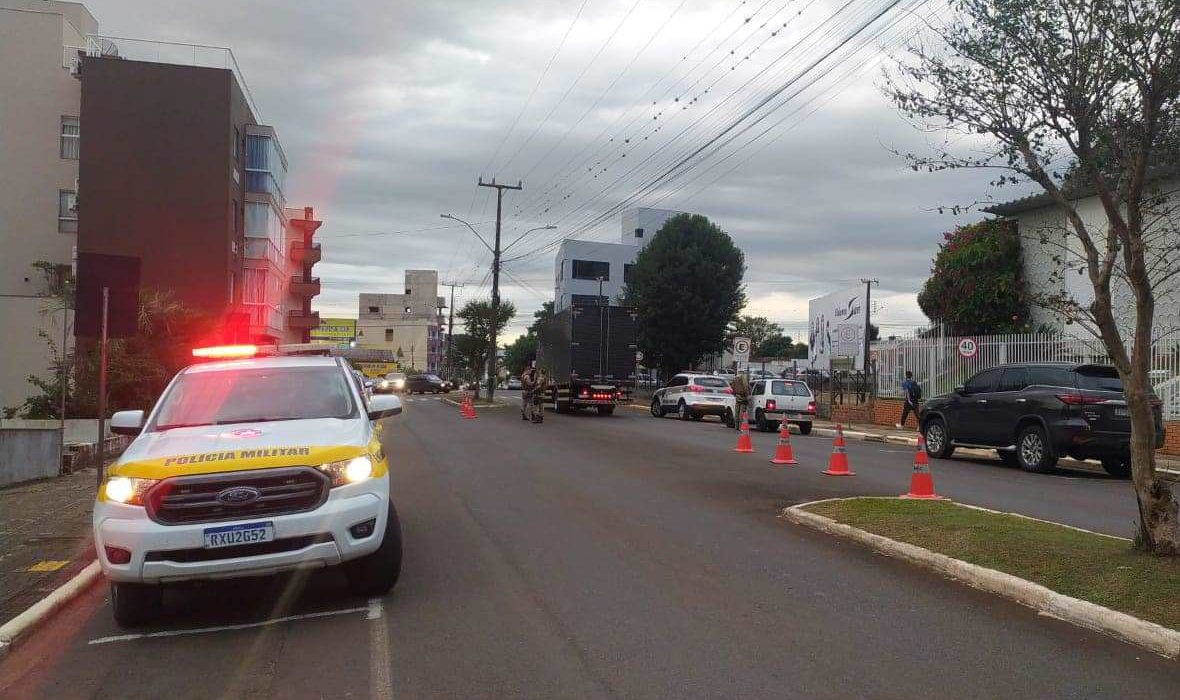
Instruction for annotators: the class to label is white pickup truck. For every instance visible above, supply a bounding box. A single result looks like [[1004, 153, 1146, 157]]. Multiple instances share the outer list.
[[749, 378, 817, 434]]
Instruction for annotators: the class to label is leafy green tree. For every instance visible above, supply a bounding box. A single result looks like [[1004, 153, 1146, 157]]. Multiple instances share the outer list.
[[503, 333, 538, 376], [728, 315, 782, 356], [528, 301, 555, 336], [886, 0, 1180, 552], [458, 300, 516, 396], [756, 334, 796, 359], [629, 214, 746, 377], [917, 220, 1030, 335]]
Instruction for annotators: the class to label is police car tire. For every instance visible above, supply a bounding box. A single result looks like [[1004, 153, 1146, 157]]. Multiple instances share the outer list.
[[111, 581, 162, 628], [344, 501, 403, 596], [797, 422, 812, 436]]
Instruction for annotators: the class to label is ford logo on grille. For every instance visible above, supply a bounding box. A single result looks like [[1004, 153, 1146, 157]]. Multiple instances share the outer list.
[[216, 486, 261, 505]]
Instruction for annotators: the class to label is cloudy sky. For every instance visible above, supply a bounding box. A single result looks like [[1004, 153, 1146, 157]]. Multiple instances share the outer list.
[[83, 0, 1010, 342]]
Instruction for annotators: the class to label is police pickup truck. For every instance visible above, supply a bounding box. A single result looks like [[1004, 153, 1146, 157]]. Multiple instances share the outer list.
[[95, 346, 403, 626]]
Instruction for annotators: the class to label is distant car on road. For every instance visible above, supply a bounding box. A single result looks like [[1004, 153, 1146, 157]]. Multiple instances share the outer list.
[[919, 362, 1164, 477], [504, 377, 523, 390], [651, 373, 736, 425], [405, 374, 451, 394], [375, 372, 406, 394], [749, 379, 816, 434]]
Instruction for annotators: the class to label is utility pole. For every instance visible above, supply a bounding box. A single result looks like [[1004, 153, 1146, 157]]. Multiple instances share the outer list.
[[440, 281, 463, 379], [477, 177, 522, 402], [861, 278, 879, 375]]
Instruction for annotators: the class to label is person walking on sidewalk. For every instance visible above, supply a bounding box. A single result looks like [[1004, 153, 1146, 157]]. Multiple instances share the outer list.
[[897, 370, 922, 428]]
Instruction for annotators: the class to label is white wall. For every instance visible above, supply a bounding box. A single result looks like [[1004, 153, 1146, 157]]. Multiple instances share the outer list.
[[620, 207, 680, 246], [554, 239, 638, 310]]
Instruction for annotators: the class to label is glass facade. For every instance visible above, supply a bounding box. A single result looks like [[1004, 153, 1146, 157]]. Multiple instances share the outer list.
[[245, 134, 287, 202]]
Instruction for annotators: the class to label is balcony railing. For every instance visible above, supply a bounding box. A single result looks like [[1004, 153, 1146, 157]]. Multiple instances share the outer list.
[[289, 241, 321, 265], [287, 309, 320, 329], [242, 302, 283, 339], [290, 276, 321, 297]]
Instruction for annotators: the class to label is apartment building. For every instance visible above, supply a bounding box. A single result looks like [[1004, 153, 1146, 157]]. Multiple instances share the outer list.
[[0, 1, 96, 410], [357, 271, 446, 372], [76, 36, 321, 345], [554, 207, 681, 310]]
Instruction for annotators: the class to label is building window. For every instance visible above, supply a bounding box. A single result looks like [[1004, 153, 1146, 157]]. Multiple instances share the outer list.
[[557, 260, 564, 281], [624, 264, 635, 284], [572, 259, 609, 280], [60, 116, 79, 159], [233, 126, 239, 161], [634, 227, 643, 239], [245, 134, 286, 201], [57, 190, 77, 233], [385, 329, 394, 342], [405, 287, 412, 295], [368, 305, 379, 313], [231, 200, 238, 234]]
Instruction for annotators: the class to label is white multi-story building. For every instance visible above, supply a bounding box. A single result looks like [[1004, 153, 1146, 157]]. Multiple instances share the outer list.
[[554, 207, 681, 310], [0, 1, 96, 410], [356, 270, 446, 372]]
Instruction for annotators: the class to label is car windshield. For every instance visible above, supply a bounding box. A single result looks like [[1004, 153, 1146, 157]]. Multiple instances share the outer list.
[[152, 366, 355, 430], [695, 377, 730, 388], [771, 380, 810, 396], [1075, 366, 1123, 392]]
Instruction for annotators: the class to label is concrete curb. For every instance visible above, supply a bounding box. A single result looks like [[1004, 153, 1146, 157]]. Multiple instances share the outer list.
[[0, 560, 102, 660], [781, 500, 1180, 659]]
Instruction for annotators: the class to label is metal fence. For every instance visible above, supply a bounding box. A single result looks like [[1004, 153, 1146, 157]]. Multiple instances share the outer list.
[[873, 332, 1180, 419]]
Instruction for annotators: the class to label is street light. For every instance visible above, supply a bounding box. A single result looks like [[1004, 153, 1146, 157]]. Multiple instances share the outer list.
[[503, 224, 557, 253], [440, 213, 494, 254]]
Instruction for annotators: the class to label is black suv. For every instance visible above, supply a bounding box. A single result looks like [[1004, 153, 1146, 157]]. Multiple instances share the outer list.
[[919, 363, 1164, 477], [404, 374, 451, 394]]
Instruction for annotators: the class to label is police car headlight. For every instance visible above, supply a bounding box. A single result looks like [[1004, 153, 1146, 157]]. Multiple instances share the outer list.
[[317, 456, 373, 487], [104, 476, 157, 506]]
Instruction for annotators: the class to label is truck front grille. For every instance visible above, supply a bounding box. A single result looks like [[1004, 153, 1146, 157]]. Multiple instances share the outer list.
[[146, 467, 329, 525]]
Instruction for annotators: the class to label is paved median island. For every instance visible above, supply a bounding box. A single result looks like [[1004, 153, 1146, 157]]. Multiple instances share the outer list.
[[784, 497, 1180, 658]]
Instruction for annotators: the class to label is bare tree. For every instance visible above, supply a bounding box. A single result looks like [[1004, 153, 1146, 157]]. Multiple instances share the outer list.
[[886, 0, 1180, 552]]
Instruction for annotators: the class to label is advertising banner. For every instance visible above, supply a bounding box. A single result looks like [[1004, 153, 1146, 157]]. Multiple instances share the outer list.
[[311, 317, 357, 346], [807, 285, 868, 371]]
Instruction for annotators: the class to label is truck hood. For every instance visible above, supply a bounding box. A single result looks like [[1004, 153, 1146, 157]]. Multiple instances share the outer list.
[[111, 417, 370, 480]]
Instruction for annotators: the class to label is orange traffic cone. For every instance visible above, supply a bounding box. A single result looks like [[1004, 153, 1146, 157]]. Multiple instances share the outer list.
[[733, 410, 755, 453], [901, 435, 944, 499], [462, 394, 477, 419], [822, 424, 855, 476], [458, 393, 468, 417], [770, 422, 798, 466]]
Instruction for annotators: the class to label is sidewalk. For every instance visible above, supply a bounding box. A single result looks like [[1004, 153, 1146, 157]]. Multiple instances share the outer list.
[[809, 418, 1180, 474], [0, 467, 98, 628]]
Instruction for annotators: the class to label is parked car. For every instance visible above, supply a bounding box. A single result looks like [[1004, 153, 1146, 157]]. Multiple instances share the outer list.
[[749, 379, 817, 434], [749, 369, 777, 380], [404, 374, 451, 394], [504, 377, 523, 390], [919, 362, 1165, 477], [375, 372, 406, 394], [651, 373, 736, 425]]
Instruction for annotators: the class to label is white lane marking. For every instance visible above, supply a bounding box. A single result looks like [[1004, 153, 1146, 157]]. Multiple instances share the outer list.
[[368, 596, 394, 700], [88, 606, 369, 645]]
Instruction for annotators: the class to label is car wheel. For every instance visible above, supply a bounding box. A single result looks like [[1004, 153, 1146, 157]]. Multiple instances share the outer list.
[[923, 419, 955, 459], [1101, 456, 1132, 479], [344, 501, 403, 597], [797, 422, 812, 436], [997, 450, 1020, 467], [755, 409, 769, 432], [650, 398, 665, 418], [1016, 424, 1058, 473], [597, 405, 615, 416], [723, 408, 735, 428], [678, 400, 692, 421], [111, 581, 162, 628]]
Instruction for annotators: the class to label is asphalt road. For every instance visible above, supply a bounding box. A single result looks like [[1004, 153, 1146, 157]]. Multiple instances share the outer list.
[[1, 395, 1176, 699]]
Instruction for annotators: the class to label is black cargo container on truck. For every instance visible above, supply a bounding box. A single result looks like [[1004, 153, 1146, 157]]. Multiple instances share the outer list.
[[536, 303, 638, 415]]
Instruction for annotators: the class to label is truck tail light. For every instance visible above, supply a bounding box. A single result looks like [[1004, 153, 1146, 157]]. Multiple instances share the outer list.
[[1056, 393, 1104, 406], [766, 400, 777, 411], [580, 389, 589, 398]]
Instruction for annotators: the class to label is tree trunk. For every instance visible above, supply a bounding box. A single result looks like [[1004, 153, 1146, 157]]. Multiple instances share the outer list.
[[1125, 375, 1180, 554]]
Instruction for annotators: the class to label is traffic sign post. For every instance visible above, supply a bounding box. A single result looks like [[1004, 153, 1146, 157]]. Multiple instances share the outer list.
[[733, 337, 751, 370], [957, 338, 979, 359]]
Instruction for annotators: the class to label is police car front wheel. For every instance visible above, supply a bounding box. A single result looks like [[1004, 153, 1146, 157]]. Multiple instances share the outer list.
[[344, 500, 403, 597], [111, 581, 163, 628]]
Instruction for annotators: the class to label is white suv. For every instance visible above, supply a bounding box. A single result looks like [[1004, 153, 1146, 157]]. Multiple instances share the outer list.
[[651, 373, 736, 425], [749, 378, 817, 434]]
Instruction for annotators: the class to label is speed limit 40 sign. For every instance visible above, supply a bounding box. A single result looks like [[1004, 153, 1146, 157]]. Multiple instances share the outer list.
[[957, 338, 979, 359], [733, 337, 752, 363]]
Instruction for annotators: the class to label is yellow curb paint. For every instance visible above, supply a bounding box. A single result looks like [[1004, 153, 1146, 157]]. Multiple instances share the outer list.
[[24, 561, 69, 573]]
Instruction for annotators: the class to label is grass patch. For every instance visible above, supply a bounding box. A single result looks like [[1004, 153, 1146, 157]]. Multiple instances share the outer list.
[[802, 498, 1180, 631]]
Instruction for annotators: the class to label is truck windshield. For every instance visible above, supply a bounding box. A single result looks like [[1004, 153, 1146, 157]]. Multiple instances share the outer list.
[[152, 366, 355, 430]]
